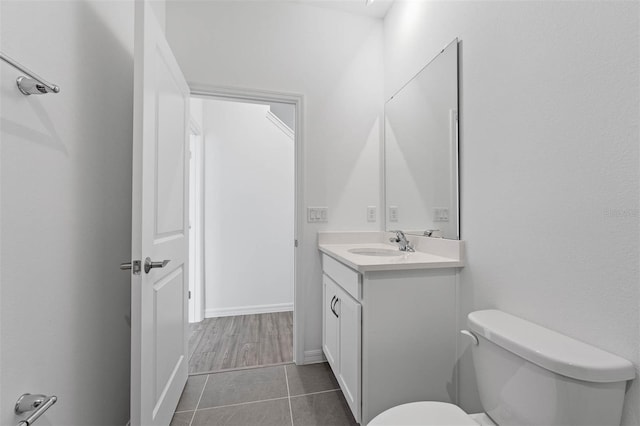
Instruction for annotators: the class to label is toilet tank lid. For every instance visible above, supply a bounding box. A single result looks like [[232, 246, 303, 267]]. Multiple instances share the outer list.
[[468, 310, 635, 383]]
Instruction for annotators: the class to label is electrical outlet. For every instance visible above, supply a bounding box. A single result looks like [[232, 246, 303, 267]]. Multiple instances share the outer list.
[[307, 207, 328, 223], [320, 208, 328, 222], [367, 206, 376, 222], [433, 208, 449, 222], [389, 206, 398, 222]]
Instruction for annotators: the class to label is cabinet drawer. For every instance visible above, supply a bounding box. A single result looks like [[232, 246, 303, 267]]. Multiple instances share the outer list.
[[322, 254, 360, 300]]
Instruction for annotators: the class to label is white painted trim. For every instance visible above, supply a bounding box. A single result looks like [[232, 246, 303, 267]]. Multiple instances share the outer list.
[[188, 135, 196, 323], [303, 349, 326, 364], [190, 84, 300, 105], [188, 132, 205, 324], [266, 110, 294, 140], [189, 83, 305, 367], [454, 268, 461, 405], [293, 93, 305, 367], [189, 117, 202, 136], [381, 95, 387, 231], [195, 132, 205, 323], [205, 303, 293, 318]]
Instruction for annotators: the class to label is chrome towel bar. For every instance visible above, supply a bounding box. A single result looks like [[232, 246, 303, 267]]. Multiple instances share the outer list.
[[15, 393, 58, 426], [0, 51, 60, 95]]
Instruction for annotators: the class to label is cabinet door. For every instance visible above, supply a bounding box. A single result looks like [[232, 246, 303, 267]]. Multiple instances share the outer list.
[[322, 275, 340, 372], [336, 286, 361, 422]]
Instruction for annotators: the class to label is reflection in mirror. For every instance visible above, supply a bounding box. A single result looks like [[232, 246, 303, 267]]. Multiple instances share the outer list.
[[384, 39, 459, 239]]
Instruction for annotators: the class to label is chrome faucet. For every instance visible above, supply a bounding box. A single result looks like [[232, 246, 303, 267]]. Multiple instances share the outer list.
[[389, 230, 415, 252], [424, 229, 440, 237]]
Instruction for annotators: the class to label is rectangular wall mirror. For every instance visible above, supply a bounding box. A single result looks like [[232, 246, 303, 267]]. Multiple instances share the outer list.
[[384, 38, 459, 239]]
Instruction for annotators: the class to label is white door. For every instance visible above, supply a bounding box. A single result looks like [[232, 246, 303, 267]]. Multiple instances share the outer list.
[[130, 1, 190, 425]]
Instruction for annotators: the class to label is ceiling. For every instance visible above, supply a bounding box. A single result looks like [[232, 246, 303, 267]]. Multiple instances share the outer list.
[[292, 0, 395, 19]]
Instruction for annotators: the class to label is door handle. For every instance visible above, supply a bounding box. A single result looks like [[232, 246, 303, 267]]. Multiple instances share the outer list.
[[15, 393, 57, 426], [331, 296, 339, 318], [144, 257, 170, 274]]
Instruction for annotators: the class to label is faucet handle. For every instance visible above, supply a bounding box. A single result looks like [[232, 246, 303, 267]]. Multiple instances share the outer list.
[[424, 229, 441, 238]]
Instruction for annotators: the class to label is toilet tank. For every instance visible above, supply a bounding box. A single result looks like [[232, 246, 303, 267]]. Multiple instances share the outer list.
[[468, 310, 635, 426]]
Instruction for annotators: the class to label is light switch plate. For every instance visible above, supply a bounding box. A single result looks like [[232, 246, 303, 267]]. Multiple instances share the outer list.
[[389, 206, 399, 222], [433, 208, 449, 222], [307, 207, 328, 223], [367, 206, 376, 222]]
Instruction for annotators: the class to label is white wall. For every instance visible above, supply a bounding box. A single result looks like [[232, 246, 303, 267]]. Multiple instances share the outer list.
[[149, 0, 166, 34], [269, 102, 295, 131], [384, 1, 639, 423], [190, 97, 204, 132], [0, 1, 133, 425], [203, 99, 294, 316], [166, 1, 384, 356]]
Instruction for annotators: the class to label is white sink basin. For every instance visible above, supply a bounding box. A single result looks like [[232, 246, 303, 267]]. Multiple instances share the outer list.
[[348, 248, 404, 257]]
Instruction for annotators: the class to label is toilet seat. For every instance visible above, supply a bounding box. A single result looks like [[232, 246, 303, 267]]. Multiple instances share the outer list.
[[368, 401, 479, 426]]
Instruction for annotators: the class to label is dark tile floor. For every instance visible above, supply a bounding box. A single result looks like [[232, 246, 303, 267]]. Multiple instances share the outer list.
[[171, 363, 358, 426]]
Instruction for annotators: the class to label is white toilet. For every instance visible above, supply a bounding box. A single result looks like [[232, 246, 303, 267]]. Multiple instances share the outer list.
[[369, 310, 635, 426]]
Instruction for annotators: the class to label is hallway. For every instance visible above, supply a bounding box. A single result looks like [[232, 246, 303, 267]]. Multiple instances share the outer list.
[[189, 312, 293, 374]]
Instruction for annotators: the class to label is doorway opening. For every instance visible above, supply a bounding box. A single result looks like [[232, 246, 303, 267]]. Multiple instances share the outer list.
[[187, 87, 303, 375]]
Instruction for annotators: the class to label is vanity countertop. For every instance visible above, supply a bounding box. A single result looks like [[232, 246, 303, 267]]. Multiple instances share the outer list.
[[318, 232, 464, 273]]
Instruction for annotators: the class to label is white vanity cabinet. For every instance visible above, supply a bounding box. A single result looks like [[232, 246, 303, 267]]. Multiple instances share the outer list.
[[322, 259, 362, 421], [320, 248, 460, 425]]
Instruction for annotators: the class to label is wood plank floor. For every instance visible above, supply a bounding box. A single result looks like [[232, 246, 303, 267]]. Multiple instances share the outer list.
[[188, 311, 293, 374]]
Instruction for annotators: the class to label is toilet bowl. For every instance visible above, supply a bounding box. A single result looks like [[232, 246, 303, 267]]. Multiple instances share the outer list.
[[368, 401, 490, 426], [369, 310, 635, 426]]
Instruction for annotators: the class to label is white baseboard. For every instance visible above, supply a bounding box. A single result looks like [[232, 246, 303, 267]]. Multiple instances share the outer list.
[[303, 349, 326, 364], [205, 302, 293, 318]]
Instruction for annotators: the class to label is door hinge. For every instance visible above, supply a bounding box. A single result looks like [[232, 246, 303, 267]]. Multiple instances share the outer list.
[[188, 290, 192, 299], [294, 239, 298, 248]]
